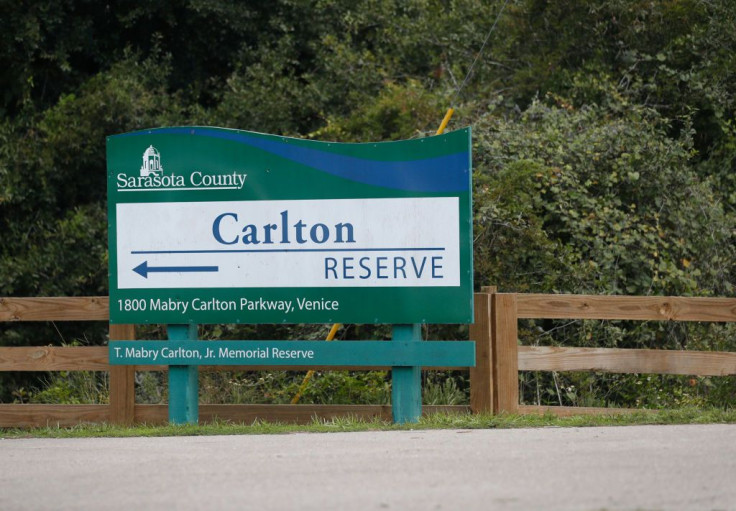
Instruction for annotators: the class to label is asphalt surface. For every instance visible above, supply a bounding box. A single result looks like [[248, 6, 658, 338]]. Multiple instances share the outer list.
[[1, 424, 734, 511]]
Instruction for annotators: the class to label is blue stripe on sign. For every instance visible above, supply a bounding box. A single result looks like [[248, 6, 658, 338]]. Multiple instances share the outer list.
[[116, 127, 469, 193]]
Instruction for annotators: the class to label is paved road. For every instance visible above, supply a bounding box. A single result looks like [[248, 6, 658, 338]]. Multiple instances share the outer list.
[[1, 424, 734, 511]]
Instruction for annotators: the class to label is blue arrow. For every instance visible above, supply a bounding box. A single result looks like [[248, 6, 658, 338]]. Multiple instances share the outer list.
[[133, 261, 219, 278]]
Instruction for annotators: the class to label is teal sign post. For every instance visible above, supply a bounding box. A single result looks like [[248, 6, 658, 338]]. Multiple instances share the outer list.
[[107, 126, 474, 424]]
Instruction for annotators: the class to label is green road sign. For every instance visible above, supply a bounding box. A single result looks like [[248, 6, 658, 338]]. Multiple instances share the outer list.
[[107, 127, 472, 324]]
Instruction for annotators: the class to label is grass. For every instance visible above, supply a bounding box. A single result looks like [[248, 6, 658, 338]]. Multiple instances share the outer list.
[[2, 407, 736, 439]]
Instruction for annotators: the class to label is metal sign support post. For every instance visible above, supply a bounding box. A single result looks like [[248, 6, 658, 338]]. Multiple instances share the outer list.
[[391, 324, 422, 423], [168, 324, 199, 424]]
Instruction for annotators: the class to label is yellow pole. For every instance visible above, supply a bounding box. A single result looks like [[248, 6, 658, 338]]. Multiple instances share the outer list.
[[291, 323, 341, 404], [436, 107, 455, 135], [290, 106, 455, 404]]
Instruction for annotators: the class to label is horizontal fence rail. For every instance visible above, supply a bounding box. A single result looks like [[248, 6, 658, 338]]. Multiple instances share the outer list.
[[516, 294, 736, 322], [0, 297, 109, 321], [518, 346, 736, 376], [0, 404, 111, 427], [0, 346, 110, 371]]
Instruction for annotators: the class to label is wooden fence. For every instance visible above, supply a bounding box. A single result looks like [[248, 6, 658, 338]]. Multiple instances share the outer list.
[[469, 291, 736, 416], [0, 296, 468, 427], [2, 292, 736, 426]]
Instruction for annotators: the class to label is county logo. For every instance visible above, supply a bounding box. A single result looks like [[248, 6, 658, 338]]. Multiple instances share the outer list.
[[140, 145, 163, 177], [115, 145, 247, 192]]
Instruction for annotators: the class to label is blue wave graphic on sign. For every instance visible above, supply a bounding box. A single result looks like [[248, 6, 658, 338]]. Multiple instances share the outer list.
[[119, 127, 469, 192]]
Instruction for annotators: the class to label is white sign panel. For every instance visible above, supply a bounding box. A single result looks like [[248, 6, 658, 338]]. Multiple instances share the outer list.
[[117, 197, 460, 289]]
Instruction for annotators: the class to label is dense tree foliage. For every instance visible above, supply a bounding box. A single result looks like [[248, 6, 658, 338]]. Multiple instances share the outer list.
[[1, 0, 734, 407]]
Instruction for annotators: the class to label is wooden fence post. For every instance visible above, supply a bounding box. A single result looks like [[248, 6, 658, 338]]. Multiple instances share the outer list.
[[109, 323, 136, 425], [492, 293, 518, 414], [470, 287, 495, 413]]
